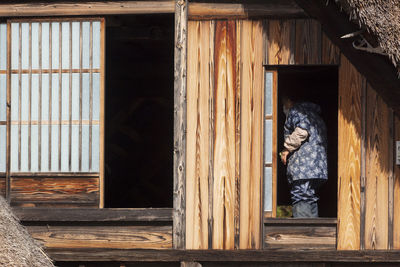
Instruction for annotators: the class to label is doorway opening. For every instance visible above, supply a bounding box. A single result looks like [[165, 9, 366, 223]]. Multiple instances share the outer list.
[[104, 14, 174, 208], [277, 66, 338, 217]]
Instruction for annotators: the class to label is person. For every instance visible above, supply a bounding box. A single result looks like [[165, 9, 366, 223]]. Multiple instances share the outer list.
[[280, 95, 328, 218]]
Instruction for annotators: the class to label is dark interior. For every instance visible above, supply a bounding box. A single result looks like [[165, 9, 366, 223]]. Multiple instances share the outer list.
[[277, 66, 338, 218], [104, 14, 174, 208]]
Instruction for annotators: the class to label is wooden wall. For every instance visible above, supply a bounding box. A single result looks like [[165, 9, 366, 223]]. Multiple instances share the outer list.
[[186, 19, 264, 250], [186, 18, 339, 250], [187, 18, 399, 251]]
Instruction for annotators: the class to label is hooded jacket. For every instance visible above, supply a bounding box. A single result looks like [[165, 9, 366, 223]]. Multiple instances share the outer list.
[[284, 102, 328, 183]]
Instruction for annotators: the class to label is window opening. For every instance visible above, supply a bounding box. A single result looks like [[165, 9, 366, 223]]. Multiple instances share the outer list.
[[264, 66, 338, 218], [104, 15, 174, 208]]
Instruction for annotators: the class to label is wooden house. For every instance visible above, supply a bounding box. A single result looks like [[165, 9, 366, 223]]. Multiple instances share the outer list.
[[0, 0, 399, 266]]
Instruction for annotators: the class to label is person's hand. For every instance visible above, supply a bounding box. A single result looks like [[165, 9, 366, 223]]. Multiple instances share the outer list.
[[280, 150, 289, 165]]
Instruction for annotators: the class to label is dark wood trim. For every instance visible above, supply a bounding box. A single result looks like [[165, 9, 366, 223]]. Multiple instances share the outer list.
[[45, 248, 400, 263], [264, 217, 337, 226], [0, 1, 305, 18], [5, 21, 11, 201], [188, 1, 306, 20], [173, 0, 187, 250], [294, 0, 400, 108], [13, 208, 173, 222]]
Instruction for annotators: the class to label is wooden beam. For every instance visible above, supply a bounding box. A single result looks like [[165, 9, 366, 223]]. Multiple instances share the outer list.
[[173, 0, 187, 250], [14, 208, 172, 222], [0, 1, 175, 16], [188, 1, 306, 20], [45, 248, 400, 262], [294, 0, 400, 109], [0, 1, 306, 18]]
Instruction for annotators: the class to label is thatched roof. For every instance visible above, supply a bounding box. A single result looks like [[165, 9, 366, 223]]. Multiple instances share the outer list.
[[0, 196, 54, 267], [335, 0, 400, 68]]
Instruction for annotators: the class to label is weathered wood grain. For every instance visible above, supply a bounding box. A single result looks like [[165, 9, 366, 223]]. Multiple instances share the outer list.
[[212, 20, 236, 250], [44, 248, 400, 263], [0, 178, 4, 196], [234, 19, 241, 250], [267, 20, 295, 65], [394, 114, 400, 249], [365, 85, 390, 250], [188, 1, 306, 20], [186, 20, 212, 249], [173, 0, 187, 250], [264, 226, 336, 250], [321, 32, 340, 65], [10, 177, 99, 207], [239, 20, 264, 249], [14, 208, 172, 222], [27, 225, 172, 249], [337, 55, 361, 250], [295, 19, 321, 64]]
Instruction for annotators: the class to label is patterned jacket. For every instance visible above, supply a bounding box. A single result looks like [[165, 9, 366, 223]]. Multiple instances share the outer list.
[[284, 102, 328, 183]]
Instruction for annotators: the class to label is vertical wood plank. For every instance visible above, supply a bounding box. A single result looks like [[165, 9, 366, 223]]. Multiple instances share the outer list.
[[99, 18, 105, 208], [394, 113, 400, 249], [321, 32, 340, 65], [267, 20, 295, 65], [234, 19, 241, 250], [360, 77, 367, 250], [388, 108, 394, 250], [186, 20, 211, 249], [337, 55, 361, 250], [365, 84, 389, 250], [207, 20, 215, 250], [18, 22, 22, 171], [173, 0, 188, 250], [79, 21, 83, 171], [272, 70, 278, 218], [212, 20, 236, 250], [239, 20, 263, 249], [295, 19, 321, 65]]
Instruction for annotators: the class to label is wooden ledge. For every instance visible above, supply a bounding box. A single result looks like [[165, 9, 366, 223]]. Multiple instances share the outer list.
[[264, 217, 337, 226], [13, 207, 172, 222], [47, 248, 400, 263]]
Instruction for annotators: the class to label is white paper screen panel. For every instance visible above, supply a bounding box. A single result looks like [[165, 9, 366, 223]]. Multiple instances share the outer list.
[[0, 24, 6, 173], [264, 71, 274, 212], [9, 20, 101, 173]]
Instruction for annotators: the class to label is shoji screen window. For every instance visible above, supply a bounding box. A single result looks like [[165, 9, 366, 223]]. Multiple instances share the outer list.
[[263, 70, 277, 217], [6, 19, 104, 207]]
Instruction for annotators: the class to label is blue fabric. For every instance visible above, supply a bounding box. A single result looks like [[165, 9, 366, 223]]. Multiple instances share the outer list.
[[290, 179, 325, 205], [284, 102, 328, 183], [292, 201, 318, 218]]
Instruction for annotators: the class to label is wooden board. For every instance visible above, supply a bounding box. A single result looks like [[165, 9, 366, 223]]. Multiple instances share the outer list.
[[212, 20, 236, 250], [267, 20, 295, 65], [365, 85, 390, 250], [10, 177, 99, 207], [337, 55, 361, 250], [321, 32, 340, 65], [239, 20, 264, 249], [295, 19, 321, 64], [264, 226, 336, 250], [26, 225, 172, 249], [173, 0, 188, 250], [394, 114, 400, 249], [186, 20, 212, 249], [0, 178, 4, 196]]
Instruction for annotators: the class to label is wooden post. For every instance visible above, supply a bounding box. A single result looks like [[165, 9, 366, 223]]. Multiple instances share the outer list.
[[173, 0, 187, 250]]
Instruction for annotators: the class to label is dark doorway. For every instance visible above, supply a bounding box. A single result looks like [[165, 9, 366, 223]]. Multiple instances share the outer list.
[[277, 66, 338, 218], [104, 14, 174, 208]]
